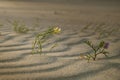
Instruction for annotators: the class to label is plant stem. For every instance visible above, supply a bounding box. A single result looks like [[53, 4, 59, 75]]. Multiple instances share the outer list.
[[38, 40, 42, 54]]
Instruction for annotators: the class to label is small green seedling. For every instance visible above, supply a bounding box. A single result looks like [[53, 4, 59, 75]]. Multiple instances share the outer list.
[[12, 20, 29, 33], [8, 20, 29, 34], [32, 27, 61, 54], [80, 40, 109, 62]]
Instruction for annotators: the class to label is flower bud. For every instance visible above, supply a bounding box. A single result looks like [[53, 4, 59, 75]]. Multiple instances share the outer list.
[[104, 42, 109, 49]]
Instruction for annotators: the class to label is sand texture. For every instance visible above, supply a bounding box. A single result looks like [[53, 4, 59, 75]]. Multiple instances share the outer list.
[[0, 0, 120, 80]]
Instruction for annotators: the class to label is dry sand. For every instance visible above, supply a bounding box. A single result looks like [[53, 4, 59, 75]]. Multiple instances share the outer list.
[[0, 0, 120, 80]]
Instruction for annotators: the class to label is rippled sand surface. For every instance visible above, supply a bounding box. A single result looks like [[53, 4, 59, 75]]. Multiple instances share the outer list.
[[0, 0, 120, 80]]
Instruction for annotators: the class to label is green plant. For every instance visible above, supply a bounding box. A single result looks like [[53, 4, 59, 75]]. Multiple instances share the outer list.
[[80, 40, 109, 62], [32, 27, 61, 54], [13, 20, 29, 33], [8, 20, 29, 34]]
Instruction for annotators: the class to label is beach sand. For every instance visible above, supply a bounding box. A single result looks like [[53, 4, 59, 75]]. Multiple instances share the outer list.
[[0, 0, 120, 80]]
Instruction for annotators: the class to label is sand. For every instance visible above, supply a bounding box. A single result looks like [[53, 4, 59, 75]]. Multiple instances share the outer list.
[[0, 0, 120, 80]]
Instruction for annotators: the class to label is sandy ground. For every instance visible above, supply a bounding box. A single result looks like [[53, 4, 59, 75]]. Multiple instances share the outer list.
[[0, 0, 120, 80]]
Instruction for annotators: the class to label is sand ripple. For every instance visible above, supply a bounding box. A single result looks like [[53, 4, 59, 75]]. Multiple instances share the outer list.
[[0, 29, 120, 80]]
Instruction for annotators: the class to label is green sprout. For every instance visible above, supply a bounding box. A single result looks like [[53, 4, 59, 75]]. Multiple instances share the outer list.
[[80, 40, 109, 62], [32, 27, 61, 54], [8, 20, 29, 34]]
